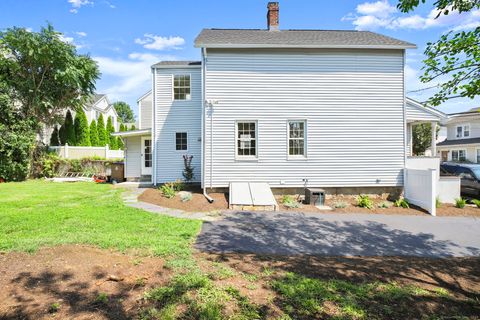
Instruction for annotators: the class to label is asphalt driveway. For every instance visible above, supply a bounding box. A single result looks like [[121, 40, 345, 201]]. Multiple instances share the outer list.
[[195, 211, 480, 257]]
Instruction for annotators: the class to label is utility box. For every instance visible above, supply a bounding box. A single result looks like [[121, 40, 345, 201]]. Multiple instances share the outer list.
[[110, 162, 125, 183], [304, 188, 325, 206]]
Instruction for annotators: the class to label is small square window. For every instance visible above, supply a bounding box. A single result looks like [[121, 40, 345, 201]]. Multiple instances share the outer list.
[[176, 132, 188, 150]]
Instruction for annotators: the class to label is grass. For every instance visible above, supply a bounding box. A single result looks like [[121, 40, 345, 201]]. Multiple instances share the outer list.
[[271, 272, 467, 319], [0, 180, 202, 256]]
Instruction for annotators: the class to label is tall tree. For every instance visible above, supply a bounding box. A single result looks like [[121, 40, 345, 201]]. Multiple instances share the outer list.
[[397, 0, 480, 106], [0, 24, 99, 129], [113, 101, 135, 123], [412, 123, 440, 155], [119, 123, 126, 132], [106, 116, 117, 149], [97, 114, 107, 147], [74, 111, 90, 146], [130, 124, 136, 131], [49, 126, 60, 146], [117, 136, 124, 150], [89, 120, 99, 147], [64, 110, 75, 145], [59, 123, 67, 145]]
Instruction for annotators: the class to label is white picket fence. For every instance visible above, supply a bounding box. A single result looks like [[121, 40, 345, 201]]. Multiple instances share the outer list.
[[49, 144, 124, 160], [404, 168, 437, 216]]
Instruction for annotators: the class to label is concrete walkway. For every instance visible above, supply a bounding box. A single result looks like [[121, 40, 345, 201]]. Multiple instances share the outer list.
[[116, 184, 222, 221], [195, 211, 480, 257]]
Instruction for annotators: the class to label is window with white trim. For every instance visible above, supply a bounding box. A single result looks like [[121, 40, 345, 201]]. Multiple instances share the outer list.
[[456, 124, 470, 138], [175, 132, 188, 150], [452, 150, 466, 162], [288, 121, 306, 156], [173, 75, 191, 100], [236, 122, 257, 157]]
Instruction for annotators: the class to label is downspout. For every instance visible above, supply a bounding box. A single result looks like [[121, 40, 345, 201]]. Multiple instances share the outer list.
[[152, 67, 157, 186], [402, 50, 407, 195], [202, 47, 214, 203]]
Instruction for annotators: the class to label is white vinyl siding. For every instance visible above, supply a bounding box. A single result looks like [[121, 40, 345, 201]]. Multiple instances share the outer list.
[[139, 93, 153, 129], [154, 67, 201, 183], [203, 48, 405, 188]]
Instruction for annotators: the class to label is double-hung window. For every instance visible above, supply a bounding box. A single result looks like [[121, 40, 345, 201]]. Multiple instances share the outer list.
[[456, 124, 470, 138], [175, 132, 188, 151], [236, 121, 257, 158], [452, 150, 466, 162], [288, 121, 306, 157], [173, 75, 191, 100]]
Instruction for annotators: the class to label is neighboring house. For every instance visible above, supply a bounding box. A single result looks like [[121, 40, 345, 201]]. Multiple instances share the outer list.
[[437, 108, 480, 163], [40, 93, 119, 144], [115, 2, 446, 202]]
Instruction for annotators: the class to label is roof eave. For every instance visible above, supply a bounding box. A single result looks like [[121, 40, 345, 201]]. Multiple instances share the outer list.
[[194, 43, 417, 49], [151, 64, 202, 69], [112, 128, 151, 137]]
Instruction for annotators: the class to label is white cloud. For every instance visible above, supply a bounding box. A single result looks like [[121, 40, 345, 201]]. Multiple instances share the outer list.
[[58, 34, 75, 44], [76, 31, 87, 37], [68, 0, 93, 13], [134, 34, 185, 50], [343, 0, 480, 31], [93, 52, 179, 102]]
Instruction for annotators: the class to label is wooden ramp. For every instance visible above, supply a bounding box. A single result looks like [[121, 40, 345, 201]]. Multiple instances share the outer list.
[[229, 182, 278, 211]]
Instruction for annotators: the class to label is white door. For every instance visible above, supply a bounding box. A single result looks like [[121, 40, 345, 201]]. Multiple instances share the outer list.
[[141, 137, 152, 175]]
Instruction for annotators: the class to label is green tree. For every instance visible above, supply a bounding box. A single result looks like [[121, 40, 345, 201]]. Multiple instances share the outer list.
[[97, 114, 107, 147], [0, 24, 99, 129], [49, 126, 60, 146], [119, 123, 126, 132], [397, 0, 480, 106], [106, 116, 117, 149], [65, 110, 76, 145], [412, 123, 440, 155], [89, 120, 99, 146], [113, 101, 135, 123], [0, 83, 36, 181], [130, 124, 136, 131], [117, 136, 124, 150], [59, 123, 67, 145], [74, 111, 90, 146]]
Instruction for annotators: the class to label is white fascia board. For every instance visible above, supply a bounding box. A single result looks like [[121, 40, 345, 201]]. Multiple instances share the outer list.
[[112, 129, 151, 137], [194, 43, 417, 49]]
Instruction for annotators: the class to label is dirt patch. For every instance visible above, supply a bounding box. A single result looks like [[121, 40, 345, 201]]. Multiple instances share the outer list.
[[276, 195, 480, 217], [0, 245, 171, 320], [138, 187, 228, 212]]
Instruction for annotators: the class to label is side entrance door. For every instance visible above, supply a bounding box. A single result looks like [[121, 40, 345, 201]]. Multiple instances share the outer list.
[[141, 137, 152, 176]]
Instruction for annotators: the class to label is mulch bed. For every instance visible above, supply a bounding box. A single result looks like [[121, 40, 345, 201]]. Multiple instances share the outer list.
[[0, 245, 172, 320], [138, 187, 229, 212], [276, 195, 480, 217]]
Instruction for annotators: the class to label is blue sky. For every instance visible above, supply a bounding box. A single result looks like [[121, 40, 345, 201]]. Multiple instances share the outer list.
[[1, 0, 479, 117]]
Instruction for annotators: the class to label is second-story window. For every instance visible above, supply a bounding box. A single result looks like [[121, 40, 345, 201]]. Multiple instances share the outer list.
[[173, 75, 191, 100], [456, 124, 470, 138]]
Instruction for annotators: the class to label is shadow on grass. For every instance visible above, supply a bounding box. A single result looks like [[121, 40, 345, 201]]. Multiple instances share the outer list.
[[2, 271, 135, 320]]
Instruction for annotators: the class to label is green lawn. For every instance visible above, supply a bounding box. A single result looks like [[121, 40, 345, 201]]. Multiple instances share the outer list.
[[0, 180, 202, 256]]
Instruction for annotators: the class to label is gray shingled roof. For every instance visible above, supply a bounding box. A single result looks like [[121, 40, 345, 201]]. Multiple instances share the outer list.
[[85, 94, 105, 107], [152, 61, 201, 68], [437, 137, 480, 147], [194, 29, 416, 49]]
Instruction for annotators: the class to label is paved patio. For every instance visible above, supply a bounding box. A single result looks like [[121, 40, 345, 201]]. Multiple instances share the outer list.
[[195, 211, 480, 257]]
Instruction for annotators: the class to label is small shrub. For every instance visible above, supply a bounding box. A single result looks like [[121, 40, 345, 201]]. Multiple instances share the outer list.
[[357, 195, 374, 209], [182, 154, 195, 182], [394, 198, 410, 209], [165, 180, 184, 192], [378, 201, 391, 209], [333, 201, 348, 208], [455, 197, 467, 209], [436, 197, 442, 208], [160, 184, 176, 199], [281, 195, 300, 208], [48, 302, 60, 313], [472, 199, 480, 208], [180, 191, 193, 202], [95, 292, 109, 304]]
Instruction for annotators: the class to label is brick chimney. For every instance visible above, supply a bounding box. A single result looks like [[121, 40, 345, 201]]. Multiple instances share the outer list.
[[267, 2, 279, 31]]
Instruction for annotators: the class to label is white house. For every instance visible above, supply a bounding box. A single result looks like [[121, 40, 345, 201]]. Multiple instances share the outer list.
[[40, 93, 119, 144], [437, 108, 480, 162], [115, 2, 455, 212]]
